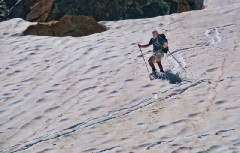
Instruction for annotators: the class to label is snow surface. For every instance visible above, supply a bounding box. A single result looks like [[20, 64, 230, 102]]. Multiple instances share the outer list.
[[0, 1, 240, 153]]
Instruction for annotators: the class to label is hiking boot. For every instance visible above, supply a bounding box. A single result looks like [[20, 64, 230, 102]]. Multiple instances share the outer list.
[[160, 70, 165, 73], [150, 70, 157, 75]]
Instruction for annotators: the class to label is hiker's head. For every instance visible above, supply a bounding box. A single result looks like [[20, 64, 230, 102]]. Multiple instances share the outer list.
[[152, 30, 158, 39]]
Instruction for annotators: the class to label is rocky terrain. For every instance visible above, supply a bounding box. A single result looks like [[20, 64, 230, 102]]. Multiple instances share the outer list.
[[3, 0, 203, 22], [1, 0, 204, 37], [23, 15, 106, 37], [0, 0, 9, 20]]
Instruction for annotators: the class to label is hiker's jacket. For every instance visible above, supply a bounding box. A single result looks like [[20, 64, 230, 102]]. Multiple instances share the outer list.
[[149, 35, 166, 52]]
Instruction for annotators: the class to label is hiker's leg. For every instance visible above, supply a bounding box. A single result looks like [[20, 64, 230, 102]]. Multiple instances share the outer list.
[[148, 56, 156, 71], [156, 61, 163, 71], [156, 53, 164, 71]]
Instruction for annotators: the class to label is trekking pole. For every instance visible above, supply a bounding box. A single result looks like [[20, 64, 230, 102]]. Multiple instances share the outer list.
[[168, 50, 187, 72], [139, 48, 150, 75]]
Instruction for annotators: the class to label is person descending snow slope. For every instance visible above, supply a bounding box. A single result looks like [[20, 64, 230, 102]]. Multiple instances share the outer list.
[[138, 30, 169, 80]]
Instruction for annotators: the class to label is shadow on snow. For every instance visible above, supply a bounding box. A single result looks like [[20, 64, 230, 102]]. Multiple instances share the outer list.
[[165, 70, 182, 84]]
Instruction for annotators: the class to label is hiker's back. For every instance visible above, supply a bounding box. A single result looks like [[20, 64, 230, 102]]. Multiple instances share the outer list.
[[159, 34, 169, 53], [159, 34, 168, 42]]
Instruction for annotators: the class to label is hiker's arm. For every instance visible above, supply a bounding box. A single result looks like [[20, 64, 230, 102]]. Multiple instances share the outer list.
[[138, 38, 153, 48], [138, 44, 150, 48]]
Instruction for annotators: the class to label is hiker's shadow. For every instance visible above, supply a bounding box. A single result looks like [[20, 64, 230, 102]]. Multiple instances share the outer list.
[[165, 70, 182, 84]]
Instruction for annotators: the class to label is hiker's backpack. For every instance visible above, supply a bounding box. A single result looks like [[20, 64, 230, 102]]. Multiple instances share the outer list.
[[159, 34, 169, 53]]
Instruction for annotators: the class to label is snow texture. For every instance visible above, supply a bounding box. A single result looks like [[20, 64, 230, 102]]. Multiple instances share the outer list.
[[0, 0, 240, 152]]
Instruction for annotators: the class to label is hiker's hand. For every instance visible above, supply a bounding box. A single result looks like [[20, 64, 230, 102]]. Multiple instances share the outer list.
[[138, 44, 142, 48], [163, 42, 168, 48]]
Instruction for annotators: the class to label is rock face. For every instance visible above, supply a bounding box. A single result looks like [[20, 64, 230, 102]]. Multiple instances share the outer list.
[[23, 15, 106, 37], [4, 0, 18, 8], [0, 0, 10, 21], [6, 0, 203, 22], [0, 0, 240, 152], [193, 0, 204, 10]]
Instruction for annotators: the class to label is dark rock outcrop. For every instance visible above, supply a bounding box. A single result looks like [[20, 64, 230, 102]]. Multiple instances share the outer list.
[[23, 15, 106, 37], [5, 0, 204, 22], [0, 0, 10, 21], [6, 0, 54, 21], [4, 0, 18, 8], [193, 0, 204, 10]]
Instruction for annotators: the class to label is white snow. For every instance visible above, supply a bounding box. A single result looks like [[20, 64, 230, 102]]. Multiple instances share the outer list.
[[0, 0, 240, 152]]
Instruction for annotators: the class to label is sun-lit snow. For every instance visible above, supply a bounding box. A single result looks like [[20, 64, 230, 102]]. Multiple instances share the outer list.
[[0, 0, 240, 152]]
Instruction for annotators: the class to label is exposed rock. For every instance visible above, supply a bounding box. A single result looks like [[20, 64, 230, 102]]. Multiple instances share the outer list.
[[6, 0, 31, 20], [5, 0, 54, 21], [4, 0, 18, 8], [191, 0, 204, 10], [0, 0, 10, 21], [5, 0, 203, 22], [23, 15, 106, 37], [1, 0, 240, 152], [26, 0, 54, 22], [173, 0, 191, 13]]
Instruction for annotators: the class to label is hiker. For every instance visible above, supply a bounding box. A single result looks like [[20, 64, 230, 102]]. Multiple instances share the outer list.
[[138, 30, 168, 74]]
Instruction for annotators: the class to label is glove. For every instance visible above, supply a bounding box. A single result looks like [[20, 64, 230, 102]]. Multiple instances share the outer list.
[[138, 44, 142, 48]]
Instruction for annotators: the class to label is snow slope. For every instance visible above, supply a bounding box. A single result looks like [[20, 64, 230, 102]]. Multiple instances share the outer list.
[[0, 1, 240, 153]]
